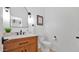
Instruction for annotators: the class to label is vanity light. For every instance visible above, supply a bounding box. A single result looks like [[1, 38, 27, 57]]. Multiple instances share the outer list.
[[24, 7, 34, 26], [5, 7, 10, 9], [28, 12, 31, 18], [28, 13, 34, 26], [3, 7, 11, 29], [28, 12, 31, 15], [5, 7, 10, 12], [24, 7, 31, 18], [28, 16, 34, 25]]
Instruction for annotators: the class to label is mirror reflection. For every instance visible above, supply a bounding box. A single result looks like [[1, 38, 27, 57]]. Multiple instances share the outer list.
[[10, 7, 28, 28]]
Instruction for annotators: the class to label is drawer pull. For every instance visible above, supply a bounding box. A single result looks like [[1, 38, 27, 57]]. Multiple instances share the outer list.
[[19, 42, 29, 45]]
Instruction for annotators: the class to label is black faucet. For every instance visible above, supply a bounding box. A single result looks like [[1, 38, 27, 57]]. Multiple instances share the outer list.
[[20, 30, 22, 35]]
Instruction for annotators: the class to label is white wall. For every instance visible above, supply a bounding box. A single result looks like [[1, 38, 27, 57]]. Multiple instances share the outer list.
[[45, 7, 79, 52]]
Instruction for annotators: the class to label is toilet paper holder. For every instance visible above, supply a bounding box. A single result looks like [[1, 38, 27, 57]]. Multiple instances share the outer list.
[[76, 36, 79, 39]]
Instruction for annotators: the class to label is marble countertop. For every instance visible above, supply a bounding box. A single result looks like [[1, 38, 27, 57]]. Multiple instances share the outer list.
[[4, 34, 37, 40]]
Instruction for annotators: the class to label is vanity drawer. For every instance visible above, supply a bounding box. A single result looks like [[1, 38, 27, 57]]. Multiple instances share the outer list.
[[6, 45, 30, 52], [4, 36, 37, 44]]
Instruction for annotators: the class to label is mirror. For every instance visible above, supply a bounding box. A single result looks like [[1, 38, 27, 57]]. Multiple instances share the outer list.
[[10, 7, 28, 28]]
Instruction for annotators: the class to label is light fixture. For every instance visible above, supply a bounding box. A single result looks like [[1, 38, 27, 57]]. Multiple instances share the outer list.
[[28, 12, 31, 18], [28, 12, 34, 26], [5, 7, 10, 12], [24, 7, 31, 18], [5, 7, 10, 9]]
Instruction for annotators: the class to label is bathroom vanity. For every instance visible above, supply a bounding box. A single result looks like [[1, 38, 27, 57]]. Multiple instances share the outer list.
[[3, 35, 38, 52], [2, 7, 38, 52]]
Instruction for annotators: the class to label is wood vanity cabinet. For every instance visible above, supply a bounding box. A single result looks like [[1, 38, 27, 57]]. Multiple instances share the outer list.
[[3, 36, 38, 52]]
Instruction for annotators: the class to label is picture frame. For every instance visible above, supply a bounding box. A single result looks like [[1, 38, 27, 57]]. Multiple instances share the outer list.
[[37, 15, 43, 25]]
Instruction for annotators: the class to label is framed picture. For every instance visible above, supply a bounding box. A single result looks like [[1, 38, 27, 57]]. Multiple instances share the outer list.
[[37, 15, 43, 25]]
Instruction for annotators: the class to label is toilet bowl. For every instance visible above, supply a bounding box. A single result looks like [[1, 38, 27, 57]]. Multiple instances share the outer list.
[[39, 36, 52, 52]]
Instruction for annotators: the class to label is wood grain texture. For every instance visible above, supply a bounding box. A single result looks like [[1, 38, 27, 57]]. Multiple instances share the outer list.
[[3, 36, 38, 52]]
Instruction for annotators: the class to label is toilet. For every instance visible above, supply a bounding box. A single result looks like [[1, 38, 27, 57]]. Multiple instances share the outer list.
[[38, 35, 52, 52]]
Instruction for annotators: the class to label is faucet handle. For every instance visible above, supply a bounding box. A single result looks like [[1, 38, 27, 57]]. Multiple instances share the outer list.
[[23, 32, 26, 35], [15, 32, 19, 35]]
